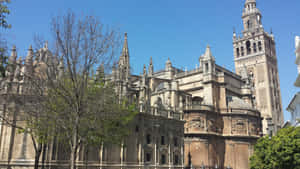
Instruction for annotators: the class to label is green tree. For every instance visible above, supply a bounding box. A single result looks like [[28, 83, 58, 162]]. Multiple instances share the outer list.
[[45, 11, 135, 169], [0, 0, 10, 77], [1, 72, 53, 169], [45, 76, 137, 168], [250, 126, 300, 169]]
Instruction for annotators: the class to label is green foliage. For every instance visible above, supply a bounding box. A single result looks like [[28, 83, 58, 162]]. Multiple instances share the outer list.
[[0, 45, 7, 77], [0, 0, 11, 29], [44, 76, 138, 147], [0, 0, 10, 77], [250, 126, 300, 169]]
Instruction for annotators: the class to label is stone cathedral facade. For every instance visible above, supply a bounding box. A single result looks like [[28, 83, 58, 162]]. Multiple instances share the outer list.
[[0, 0, 286, 169], [0, 35, 262, 169], [233, 0, 284, 134]]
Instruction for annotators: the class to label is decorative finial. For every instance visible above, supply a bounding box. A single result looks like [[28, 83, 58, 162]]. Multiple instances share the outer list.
[[26, 45, 34, 61], [124, 32, 128, 39], [44, 41, 48, 49], [9, 45, 17, 63], [270, 28, 273, 34], [204, 45, 213, 58], [143, 64, 147, 75]]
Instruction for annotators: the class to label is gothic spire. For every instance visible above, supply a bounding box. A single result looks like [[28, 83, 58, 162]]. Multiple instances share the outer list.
[[118, 32, 130, 82], [165, 57, 172, 71], [26, 45, 34, 63], [143, 64, 147, 75], [13, 57, 22, 82], [44, 41, 48, 50], [204, 45, 214, 60], [122, 33, 129, 57], [8, 45, 17, 64], [148, 56, 153, 76], [23, 45, 34, 80]]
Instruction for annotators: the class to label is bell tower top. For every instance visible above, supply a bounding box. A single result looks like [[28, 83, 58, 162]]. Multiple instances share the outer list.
[[242, 0, 262, 32], [233, 0, 284, 134]]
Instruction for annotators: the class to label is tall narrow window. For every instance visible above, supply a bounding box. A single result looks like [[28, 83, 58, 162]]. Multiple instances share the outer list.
[[146, 153, 151, 162], [161, 136, 165, 145], [174, 155, 179, 165], [253, 43, 257, 53], [236, 48, 240, 57], [258, 41, 262, 51], [146, 134, 151, 144], [205, 63, 209, 72], [241, 46, 244, 56], [247, 20, 252, 29], [246, 41, 251, 54], [161, 154, 166, 164], [174, 137, 178, 147]]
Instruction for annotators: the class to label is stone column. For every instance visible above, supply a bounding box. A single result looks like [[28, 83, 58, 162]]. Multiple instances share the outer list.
[[100, 143, 103, 169], [138, 142, 142, 169], [154, 138, 157, 169], [181, 142, 184, 167], [120, 142, 124, 169], [168, 140, 171, 169]]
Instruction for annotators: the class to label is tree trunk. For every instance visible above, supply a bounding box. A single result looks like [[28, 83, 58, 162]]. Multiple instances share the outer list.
[[34, 143, 42, 169], [70, 128, 78, 169], [70, 142, 77, 169]]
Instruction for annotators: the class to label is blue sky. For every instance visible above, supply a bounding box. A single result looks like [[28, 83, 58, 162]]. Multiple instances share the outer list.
[[3, 0, 300, 122]]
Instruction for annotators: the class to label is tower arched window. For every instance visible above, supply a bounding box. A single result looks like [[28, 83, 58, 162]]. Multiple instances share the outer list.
[[247, 20, 252, 29], [236, 48, 240, 57], [258, 41, 262, 51], [241, 46, 244, 56], [205, 63, 209, 72], [253, 43, 257, 53], [246, 41, 251, 54]]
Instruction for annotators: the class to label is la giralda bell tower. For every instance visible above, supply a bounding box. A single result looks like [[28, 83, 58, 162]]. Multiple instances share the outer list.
[[233, 0, 284, 134]]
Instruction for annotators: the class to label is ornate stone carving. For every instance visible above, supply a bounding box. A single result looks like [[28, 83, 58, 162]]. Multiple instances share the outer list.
[[186, 116, 205, 130], [232, 119, 247, 134]]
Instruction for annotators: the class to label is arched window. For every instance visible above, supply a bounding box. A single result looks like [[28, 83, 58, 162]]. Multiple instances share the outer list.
[[241, 46, 244, 56], [236, 48, 240, 57], [161, 136, 165, 145], [173, 137, 178, 147], [192, 97, 203, 105], [246, 41, 251, 54], [253, 43, 257, 53], [258, 41, 262, 51], [146, 152, 151, 162], [205, 63, 209, 72], [161, 154, 166, 164], [146, 134, 151, 144], [174, 154, 179, 165], [247, 20, 252, 29]]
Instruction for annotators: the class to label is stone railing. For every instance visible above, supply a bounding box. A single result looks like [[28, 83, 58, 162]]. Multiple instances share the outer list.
[[219, 107, 260, 117], [184, 104, 215, 112], [140, 106, 182, 120], [175, 68, 201, 78]]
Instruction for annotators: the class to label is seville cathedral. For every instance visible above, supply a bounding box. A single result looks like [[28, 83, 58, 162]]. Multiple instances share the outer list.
[[0, 0, 283, 169]]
